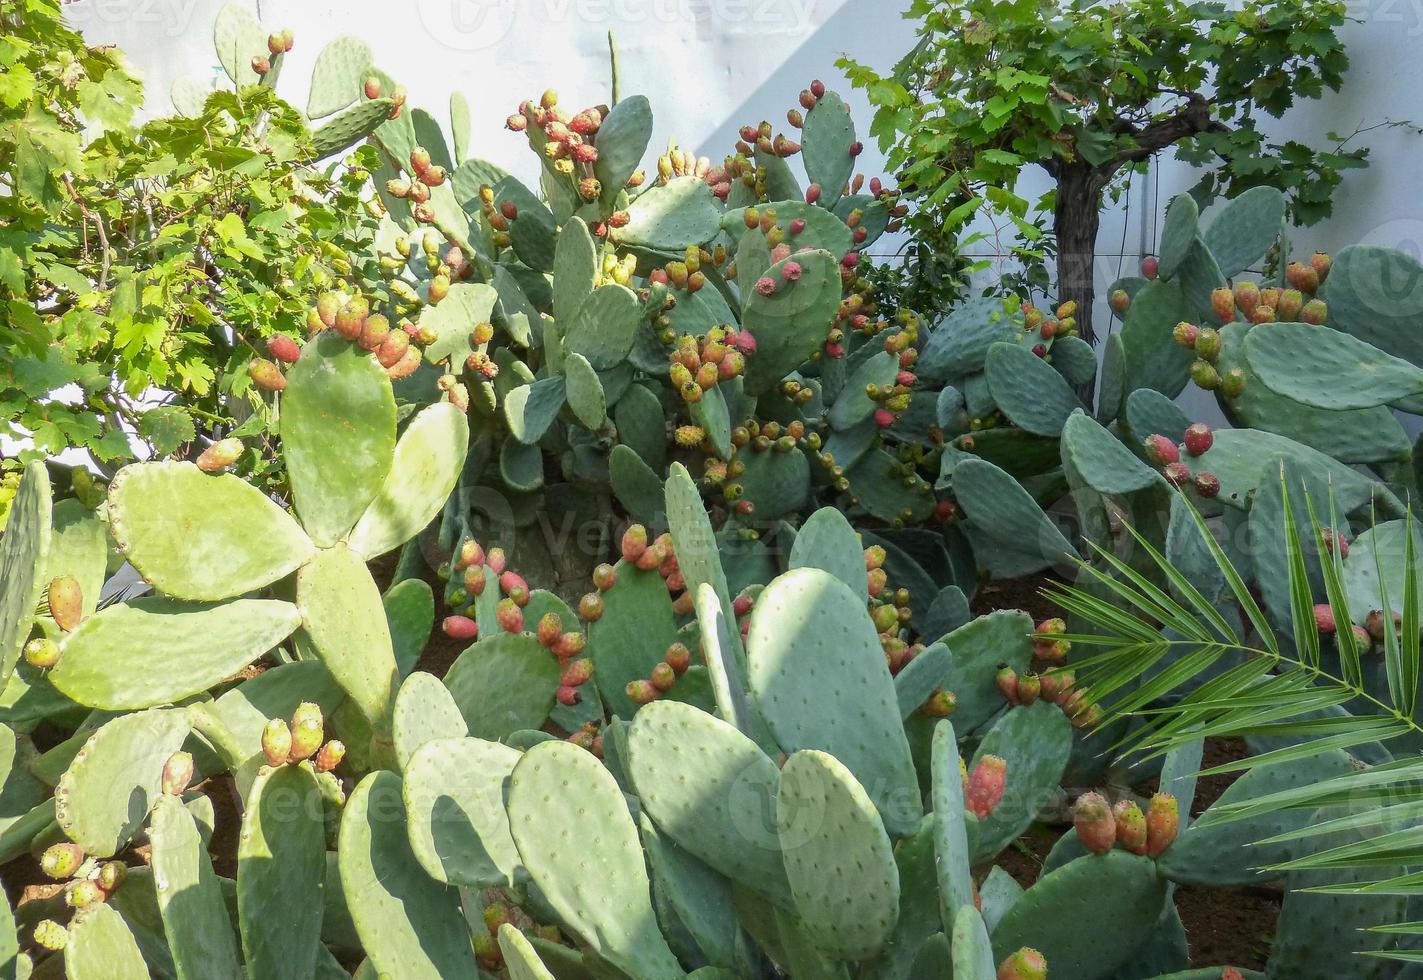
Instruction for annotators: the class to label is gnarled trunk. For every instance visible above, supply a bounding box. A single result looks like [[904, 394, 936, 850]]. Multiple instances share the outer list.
[[1053, 164, 1107, 349]]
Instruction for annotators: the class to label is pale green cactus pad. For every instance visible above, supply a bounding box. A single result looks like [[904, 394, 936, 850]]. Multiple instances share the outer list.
[[402, 735, 523, 888], [65, 902, 152, 979], [149, 794, 243, 980], [0, 462, 50, 692]]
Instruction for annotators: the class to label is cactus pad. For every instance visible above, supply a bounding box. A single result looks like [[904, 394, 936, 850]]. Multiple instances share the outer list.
[[0, 462, 50, 691], [562, 283, 640, 370], [392, 671, 467, 771], [149, 795, 242, 980], [442, 632, 559, 740], [614, 176, 721, 252], [741, 250, 842, 395], [306, 36, 373, 118], [65, 903, 151, 979], [788, 507, 867, 598], [508, 740, 684, 979], [402, 736, 523, 887], [777, 750, 899, 960], [969, 702, 1072, 861], [593, 95, 654, 208], [985, 341, 1086, 437], [587, 559, 681, 719], [1244, 321, 1423, 410]]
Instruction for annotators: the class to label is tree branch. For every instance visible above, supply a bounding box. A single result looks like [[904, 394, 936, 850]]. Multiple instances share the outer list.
[[1108, 94, 1227, 167]]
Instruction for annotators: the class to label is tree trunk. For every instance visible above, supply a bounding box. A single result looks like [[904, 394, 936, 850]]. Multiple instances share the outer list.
[[1053, 165, 1107, 349]]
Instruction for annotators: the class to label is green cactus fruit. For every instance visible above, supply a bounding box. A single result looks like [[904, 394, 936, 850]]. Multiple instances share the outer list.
[[966, 755, 1007, 818], [997, 947, 1047, 980], [288, 703, 324, 762], [1073, 792, 1115, 855], [315, 740, 346, 773], [1276, 288, 1304, 321], [1193, 327, 1221, 361], [67, 879, 105, 908], [196, 437, 245, 473], [33, 918, 67, 951], [1220, 366, 1246, 398], [41, 841, 85, 879], [262, 718, 293, 767], [1300, 298, 1327, 324], [23, 636, 59, 669], [1016, 673, 1041, 705], [1114, 800, 1148, 854], [95, 860, 127, 894], [48, 575, 82, 631], [162, 751, 195, 796], [1145, 792, 1179, 857]]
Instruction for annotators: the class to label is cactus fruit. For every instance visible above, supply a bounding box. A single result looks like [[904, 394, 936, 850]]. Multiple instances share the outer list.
[[1193, 471, 1221, 498], [1074, 792, 1116, 854], [96, 860, 127, 894], [314, 740, 346, 773], [1300, 298, 1328, 324], [23, 636, 60, 669], [1141, 255, 1159, 279], [1211, 287, 1235, 323], [288, 702, 324, 762], [249, 357, 287, 391], [41, 842, 85, 880], [1172, 321, 1199, 348], [1113, 800, 1148, 855], [67, 879, 105, 908], [966, 755, 1007, 818], [1109, 289, 1130, 314], [48, 575, 82, 631], [997, 947, 1048, 980], [1143, 434, 1180, 467], [1313, 603, 1336, 634], [1194, 327, 1221, 361], [1145, 792, 1179, 856], [196, 436, 244, 472], [1183, 422, 1213, 456], [443, 615, 478, 640], [262, 718, 292, 767], [33, 919, 67, 951], [162, 751, 195, 796], [1032, 618, 1070, 663], [496, 598, 524, 633]]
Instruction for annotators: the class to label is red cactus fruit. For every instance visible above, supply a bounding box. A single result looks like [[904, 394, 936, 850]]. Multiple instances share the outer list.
[[1145, 792, 1179, 857], [966, 756, 1007, 818], [1163, 462, 1192, 488], [196, 437, 244, 473], [315, 739, 346, 773], [556, 685, 582, 706], [1193, 471, 1221, 498], [553, 632, 586, 660], [1182, 423, 1213, 456], [1141, 255, 1159, 280], [536, 613, 562, 648], [248, 357, 286, 392], [561, 659, 594, 687], [496, 598, 524, 634], [920, 690, 957, 717], [578, 593, 604, 622], [1313, 603, 1336, 634], [1172, 321, 1199, 349], [593, 563, 617, 592], [627, 680, 660, 705], [995, 666, 1019, 705], [621, 525, 649, 563], [996, 947, 1048, 980], [1143, 434, 1180, 467]]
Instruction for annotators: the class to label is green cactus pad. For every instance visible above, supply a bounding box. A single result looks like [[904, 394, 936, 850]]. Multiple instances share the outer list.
[[107, 461, 315, 600], [930, 719, 976, 919], [500, 436, 545, 492], [311, 97, 394, 159], [587, 559, 681, 718], [1158, 751, 1354, 886], [1117, 280, 1196, 399], [392, 671, 467, 771], [1344, 519, 1423, 619], [562, 283, 640, 370], [845, 448, 935, 525], [282, 332, 397, 547], [1047, 335, 1097, 388], [776, 750, 899, 960], [1097, 332, 1126, 423], [788, 507, 867, 598], [56, 707, 190, 856], [593, 95, 654, 209], [955, 459, 1079, 577], [969, 701, 1072, 861], [499, 923, 557, 980], [508, 740, 684, 979], [347, 402, 468, 560], [833, 194, 892, 249], [921, 587, 972, 642], [306, 36, 373, 118], [610, 444, 668, 527], [726, 202, 854, 259], [741, 250, 841, 395], [384, 578, 433, 678], [296, 544, 398, 730], [829, 350, 899, 430], [1182, 427, 1384, 514], [491, 177, 557, 271], [893, 643, 951, 720], [1157, 194, 1199, 279], [0, 462, 50, 692], [801, 92, 856, 209], [666, 463, 746, 657], [552, 217, 598, 324], [615, 176, 721, 252], [862, 816, 939, 980], [1244, 321, 1423, 410], [990, 850, 1168, 978], [212, 2, 265, 87], [443, 632, 559, 740], [641, 814, 738, 967], [51, 598, 300, 710], [951, 904, 997, 980], [747, 568, 921, 836], [1123, 387, 1191, 446], [149, 795, 242, 980], [917, 297, 1021, 381], [754, 148, 802, 202], [985, 342, 1086, 437], [237, 763, 325, 980], [65, 902, 151, 979], [628, 700, 791, 905], [202, 660, 345, 773], [978, 866, 1023, 933], [1176, 237, 1230, 321], [564, 352, 607, 429], [402, 735, 523, 887], [505, 377, 568, 445], [420, 282, 499, 365], [1060, 411, 1164, 494], [340, 771, 478, 977], [737, 445, 812, 522], [1200, 186, 1284, 278], [1320, 244, 1423, 366], [936, 610, 1034, 732], [615, 384, 668, 469], [1214, 323, 1407, 464], [48, 501, 106, 619]]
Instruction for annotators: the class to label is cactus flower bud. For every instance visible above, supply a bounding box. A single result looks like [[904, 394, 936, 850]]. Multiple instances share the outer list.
[[23, 637, 59, 669], [248, 357, 287, 393], [1143, 434, 1180, 467], [996, 947, 1047, 980], [261, 719, 291, 767], [48, 575, 82, 632], [443, 615, 478, 641], [162, 751, 194, 796], [1114, 800, 1148, 854], [1145, 792, 1179, 856], [966, 756, 1007, 818], [41, 842, 85, 880], [314, 740, 346, 773], [288, 703, 323, 763]]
